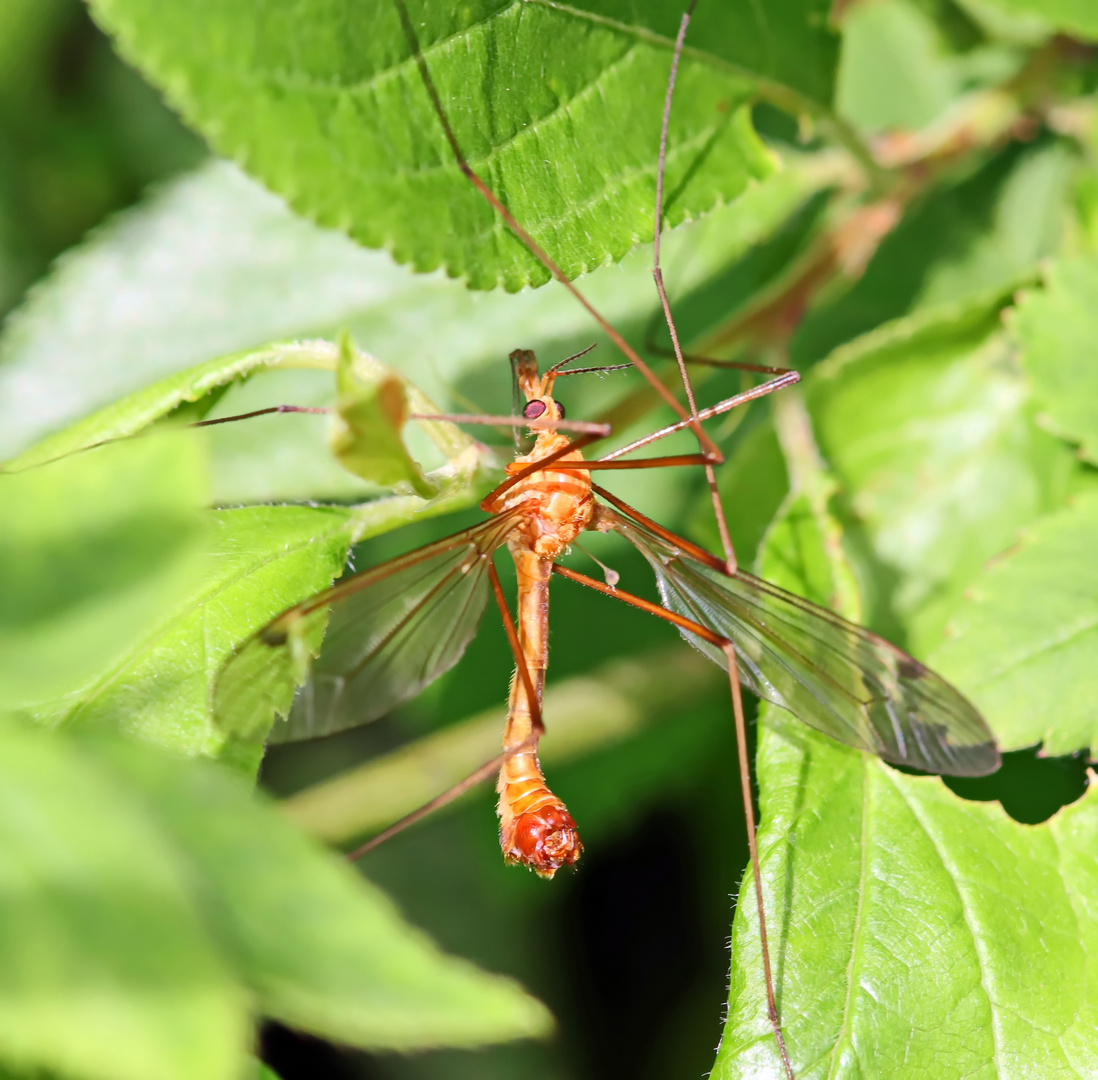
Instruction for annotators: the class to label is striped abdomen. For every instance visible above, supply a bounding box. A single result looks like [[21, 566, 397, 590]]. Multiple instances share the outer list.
[[497, 547, 582, 878]]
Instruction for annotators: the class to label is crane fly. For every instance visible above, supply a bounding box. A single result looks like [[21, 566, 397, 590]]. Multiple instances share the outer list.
[[214, 354, 999, 1072], [214, 3, 1001, 1077]]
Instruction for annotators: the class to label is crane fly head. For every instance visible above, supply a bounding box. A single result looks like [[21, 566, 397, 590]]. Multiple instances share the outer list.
[[510, 348, 566, 428]]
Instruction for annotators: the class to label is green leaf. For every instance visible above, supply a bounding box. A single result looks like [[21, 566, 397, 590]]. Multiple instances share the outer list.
[[964, 0, 1098, 39], [86, 0, 776, 290], [24, 505, 358, 763], [715, 458, 1098, 1079], [0, 431, 207, 708], [1011, 253, 1098, 464], [330, 332, 435, 497], [0, 722, 247, 1080], [806, 291, 1077, 652], [930, 492, 1098, 756], [85, 731, 553, 1051], [718, 724, 1098, 1078]]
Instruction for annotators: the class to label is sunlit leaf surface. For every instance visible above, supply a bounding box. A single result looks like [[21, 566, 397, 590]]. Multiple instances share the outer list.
[[807, 292, 1078, 653], [931, 491, 1098, 756]]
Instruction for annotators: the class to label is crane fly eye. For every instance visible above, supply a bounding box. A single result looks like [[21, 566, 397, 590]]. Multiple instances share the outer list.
[[523, 400, 547, 420], [556, 401, 566, 419]]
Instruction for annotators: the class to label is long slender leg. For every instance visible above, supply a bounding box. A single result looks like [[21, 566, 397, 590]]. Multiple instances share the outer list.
[[488, 562, 542, 735], [345, 750, 509, 861], [392, 0, 721, 465], [192, 405, 329, 427], [552, 563, 794, 1080], [724, 644, 794, 1080], [199, 403, 609, 438], [595, 372, 800, 462], [559, 454, 712, 472], [650, 2, 737, 570]]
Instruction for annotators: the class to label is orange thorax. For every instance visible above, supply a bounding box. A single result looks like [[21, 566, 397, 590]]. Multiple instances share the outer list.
[[501, 431, 593, 559]]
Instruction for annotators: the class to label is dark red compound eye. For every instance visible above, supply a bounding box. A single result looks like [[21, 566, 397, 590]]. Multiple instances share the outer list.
[[523, 400, 547, 420]]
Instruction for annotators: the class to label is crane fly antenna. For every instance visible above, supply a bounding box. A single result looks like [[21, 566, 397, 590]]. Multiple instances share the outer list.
[[550, 343, 632, 379], [546, 342, 599, 375], [554, 363, 633, 377]]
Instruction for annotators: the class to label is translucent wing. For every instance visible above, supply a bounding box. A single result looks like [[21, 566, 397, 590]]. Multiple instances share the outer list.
[[216, 510, 519, 743], [609, 511, 999, 777]]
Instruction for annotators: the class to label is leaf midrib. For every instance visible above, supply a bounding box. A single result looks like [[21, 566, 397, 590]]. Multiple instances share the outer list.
[[823, 759, 870, 1080], [886, 771, 1002, 1075]]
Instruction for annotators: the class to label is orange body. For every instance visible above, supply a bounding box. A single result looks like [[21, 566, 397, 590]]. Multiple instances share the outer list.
[[493, 354, 593, 877]]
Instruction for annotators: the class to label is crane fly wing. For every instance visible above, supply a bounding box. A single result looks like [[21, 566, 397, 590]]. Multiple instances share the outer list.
[[609, 512, 999, 777], [215, 510, 520, 743]]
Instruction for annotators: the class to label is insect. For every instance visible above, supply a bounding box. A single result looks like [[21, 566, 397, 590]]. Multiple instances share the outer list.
[[215, 4, 1001, 1077]]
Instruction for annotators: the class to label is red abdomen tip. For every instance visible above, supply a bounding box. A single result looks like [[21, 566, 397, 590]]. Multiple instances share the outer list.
[[502, 804, 583, 879]]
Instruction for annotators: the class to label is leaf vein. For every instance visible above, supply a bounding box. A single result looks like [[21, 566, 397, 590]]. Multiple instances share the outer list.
[[885, 772, 1001, 1073], [824, 760, 870, 1080]]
